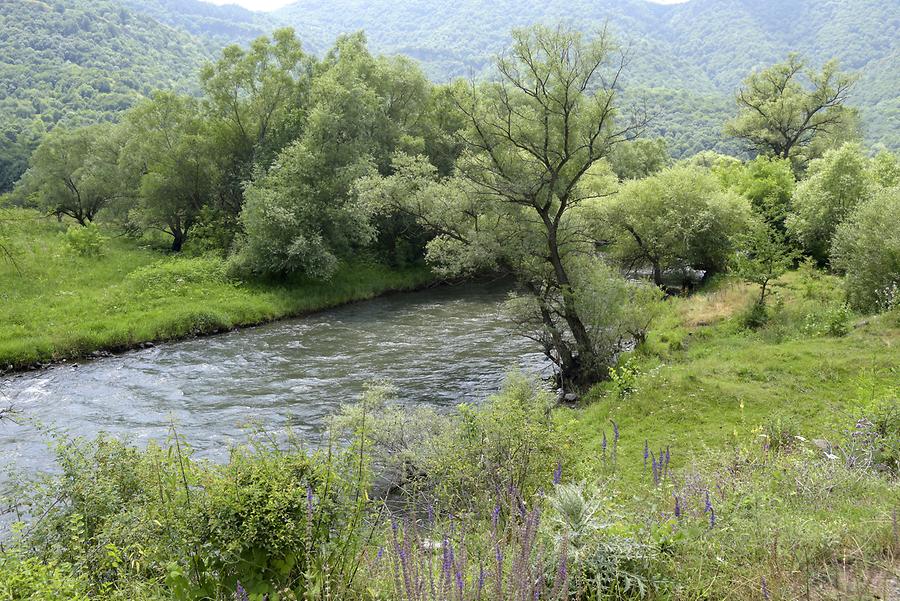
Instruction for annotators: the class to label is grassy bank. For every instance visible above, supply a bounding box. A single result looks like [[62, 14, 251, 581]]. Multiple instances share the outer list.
[[565, 271, 900, 598], [0, 209, 434, 370]]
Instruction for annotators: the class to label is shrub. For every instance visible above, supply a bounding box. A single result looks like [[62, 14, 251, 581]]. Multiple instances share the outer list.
[[9, 432, 371, 600], [0, 551, 88, 601], [830, 187, 900, 312], [801, 303, 853, 337], [544, 483, 666, 600], [338, 375, 568, 515], [787, 143, 873, 264], [63, 223, 106, 257]]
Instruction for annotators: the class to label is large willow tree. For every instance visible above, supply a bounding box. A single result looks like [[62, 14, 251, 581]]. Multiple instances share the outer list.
[[360, 25, 653, 390]]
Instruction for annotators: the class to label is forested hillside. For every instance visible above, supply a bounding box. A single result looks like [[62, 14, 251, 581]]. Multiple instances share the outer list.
[[276, 0, 900, 150], [0, 0, 212, 191], [1, 0, 897, 192]]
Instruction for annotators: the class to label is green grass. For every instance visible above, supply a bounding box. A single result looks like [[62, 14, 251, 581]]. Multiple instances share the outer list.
[[0, 209, 434, 370], [563, 272, 900, 599], [568, 274, 899, 481]]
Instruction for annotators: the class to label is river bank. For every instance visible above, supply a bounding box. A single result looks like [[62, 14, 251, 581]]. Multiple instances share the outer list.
[[0, 210, 436, 373]]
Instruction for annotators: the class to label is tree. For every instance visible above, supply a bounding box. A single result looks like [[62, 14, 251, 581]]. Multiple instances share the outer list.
[[725, 54, 857, 166], [607, 137, 670, 180], [831, 187, 900, 312], [120, 93, 215, 252], [714, 155, 795, 232], [786, 143, 873, 264], [200, 28, 311, 213], [19, 124, 124, 225], [599, 165, 751, 286], [234, 34, 413, 277], [359, 25, 651, 390], [732, 219, 797, 307]]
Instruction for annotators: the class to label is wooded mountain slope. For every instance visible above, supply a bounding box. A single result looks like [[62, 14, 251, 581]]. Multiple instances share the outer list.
[[1, 0, 897, 191]]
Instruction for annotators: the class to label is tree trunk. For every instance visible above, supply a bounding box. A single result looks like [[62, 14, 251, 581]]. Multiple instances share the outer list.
[[544, 222, 607, 390], [171, 231, 185, 252], [651, 261, 663, 287]]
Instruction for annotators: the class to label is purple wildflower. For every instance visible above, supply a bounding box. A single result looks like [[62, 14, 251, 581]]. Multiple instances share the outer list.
[[761, 575, 770, 600], [709, 506, 716, 529], [553, 460, 562, 485], [674, 495, 682, 519], [651, 455, 659, 485], [601, 431, 607, 455], [704, 490, 712, 514], [611, 420, 619, 443], [665, 446, 670, 467], [235, 581, 249, 601], [377, 546, 384, 561], [643, 439, 649, 469]]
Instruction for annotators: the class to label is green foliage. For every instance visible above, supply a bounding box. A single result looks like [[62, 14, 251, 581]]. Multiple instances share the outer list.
[[714, 155, 796, 230], [234, 33, 438, 278], [339, 374, 567, 514], [63, 223, 107, 257], [599, 165, 752, 284], [787, 143, 875, 264], [18, 124, 125, 225], [0, 551, 88, 601], [0, 0, 210, 192], [725, 54, 858, 165], [731, 220, 797, 307], [607, 138, 670, 181], [762, 413, 801, 453], [8, 431, 369, 600], [801, 303, 854, 338], [831, 186, 900, 312], [119, 92, 216, 252]]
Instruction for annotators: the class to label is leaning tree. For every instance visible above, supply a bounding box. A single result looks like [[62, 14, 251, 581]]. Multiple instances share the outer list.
[[359, 25, 653, 391]]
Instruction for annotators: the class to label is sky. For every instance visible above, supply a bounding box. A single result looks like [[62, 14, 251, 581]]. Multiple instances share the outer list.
[[203, 0, 689, 12]]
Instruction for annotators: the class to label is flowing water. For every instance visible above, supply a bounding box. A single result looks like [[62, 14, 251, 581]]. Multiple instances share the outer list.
[[0, 282, 550, 481]]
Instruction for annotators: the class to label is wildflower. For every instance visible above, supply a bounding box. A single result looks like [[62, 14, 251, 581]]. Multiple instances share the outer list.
[[761, 575, 770, 600], [553, 460, 562, 485], [709, 506, 716, 529], [611, 419, 619, 442], [492, 504, 501, 531], [704, 490, 712, 514], [376, 546, 384, 561], [235, 582, 249, 601], [674, 495, 682, 519], [651, 455, 659, 485], [643, 439, 649, 469]]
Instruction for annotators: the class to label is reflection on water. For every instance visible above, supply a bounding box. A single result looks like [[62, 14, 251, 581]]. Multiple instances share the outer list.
[[0, 282, 550, 480]]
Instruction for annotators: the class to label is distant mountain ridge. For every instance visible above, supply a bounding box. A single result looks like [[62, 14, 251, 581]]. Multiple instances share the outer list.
[[1, 0, 896, 191]]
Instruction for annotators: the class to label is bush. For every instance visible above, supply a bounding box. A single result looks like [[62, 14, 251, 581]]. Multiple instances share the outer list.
[[544, 483, 666, 599], [802, 303, 853, 337], [787, 143, 873, 264], [830, 187, 900, 312], [0, 551, 88, 601], [63, 223, 106, 257], [9, 432, 370, 600], [338, 375, 568, 515]]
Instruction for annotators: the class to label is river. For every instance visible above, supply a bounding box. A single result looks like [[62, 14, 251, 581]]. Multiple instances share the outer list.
[[0, 282, 550, 482]]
